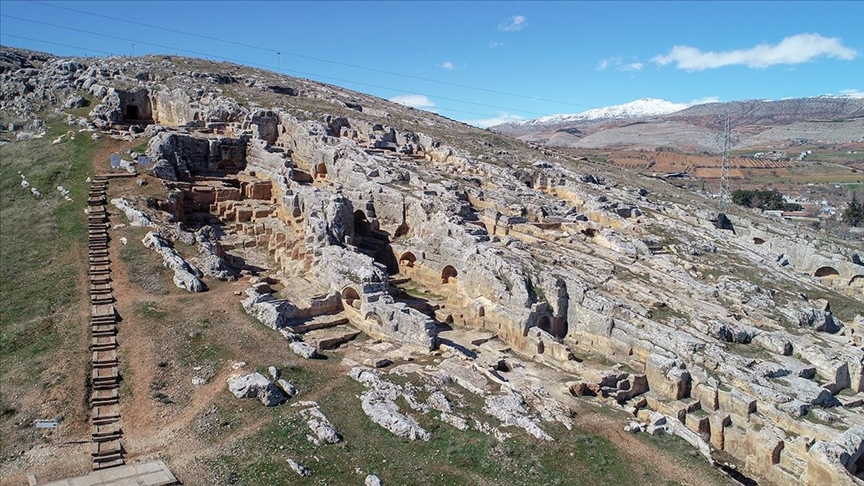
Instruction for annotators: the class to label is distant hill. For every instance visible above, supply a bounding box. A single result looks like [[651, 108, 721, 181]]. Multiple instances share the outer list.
[[522, 98, 691, 126], [492, 96, 864, 152]]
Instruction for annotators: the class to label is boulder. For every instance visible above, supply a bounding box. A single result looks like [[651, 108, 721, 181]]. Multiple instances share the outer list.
[[298, 405, 342, 444], [286, 458, 311, 477], [276, 379, 298, 397], [290, 341, 319, 359], [365, 475, 383, 486], [226, 372, 287, 406]]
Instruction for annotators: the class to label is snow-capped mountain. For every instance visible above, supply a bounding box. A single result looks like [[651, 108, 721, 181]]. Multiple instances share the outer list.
[[522, 98, 693, 125]]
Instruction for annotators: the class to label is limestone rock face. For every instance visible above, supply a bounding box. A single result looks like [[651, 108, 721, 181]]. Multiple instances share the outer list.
[[147, 131, 247, 180]]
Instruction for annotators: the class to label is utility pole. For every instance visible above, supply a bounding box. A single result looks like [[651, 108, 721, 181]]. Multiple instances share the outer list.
[[277, 52, 281, 73], [132, 43, 135, 56], [719, 113, 731, 209]]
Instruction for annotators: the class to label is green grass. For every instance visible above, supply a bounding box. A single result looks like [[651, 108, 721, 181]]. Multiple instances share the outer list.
[[119, 227, 171, 295], [0, 119, 100, 456], [130, 137, 151, 154], [0, 121, 97, 372], [195, 366, 652, 486]]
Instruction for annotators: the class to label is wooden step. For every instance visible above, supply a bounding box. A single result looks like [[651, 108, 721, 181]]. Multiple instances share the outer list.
[[91, 295, 115, 305], [91, 335, 118, 351], [91, 367, 119, 382], [91, 389, 120, 407], [92, 304, 115, 318], [93, 349, 118, 368], [92, 325, 117, 337], [92, 422, 121, 438], [92, 439, 122, 459], [93, 381, 119, 391], [90, 284, 113, 294]]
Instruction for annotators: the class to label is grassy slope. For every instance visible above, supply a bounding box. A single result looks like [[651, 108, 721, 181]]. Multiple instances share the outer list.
[[0, 122, 97, 451]]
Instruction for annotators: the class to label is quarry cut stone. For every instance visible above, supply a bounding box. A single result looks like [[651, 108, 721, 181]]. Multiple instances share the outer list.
[[290, 341, 319, 359], [645, 354, 691, 401], [227, 372, 287, 407]]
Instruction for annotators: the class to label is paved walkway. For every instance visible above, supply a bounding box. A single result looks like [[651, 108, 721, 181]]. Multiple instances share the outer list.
[[33, 461, 178, 486]]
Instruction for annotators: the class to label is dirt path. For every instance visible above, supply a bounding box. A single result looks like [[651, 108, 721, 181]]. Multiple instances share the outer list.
[[576, 410, 725, 486]]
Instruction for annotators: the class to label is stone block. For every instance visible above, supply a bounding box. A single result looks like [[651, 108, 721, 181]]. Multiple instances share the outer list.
[[708, 413, 730, 449], [237, 207, 253, 222], [718, 388, 756, 417], [693, 382, 719, 411], [685, 410, 710, 436], [645, 353, 691, 401]]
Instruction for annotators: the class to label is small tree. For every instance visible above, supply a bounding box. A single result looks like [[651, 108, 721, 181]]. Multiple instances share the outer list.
[[842, 193, 864, 227]]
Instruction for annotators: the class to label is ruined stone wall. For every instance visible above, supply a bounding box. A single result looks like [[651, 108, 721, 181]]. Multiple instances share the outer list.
[[148, 132, 248, 178]]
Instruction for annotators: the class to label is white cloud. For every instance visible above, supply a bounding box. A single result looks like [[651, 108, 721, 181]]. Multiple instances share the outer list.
[[689, 96, 721, 105], [499, 15, 527, 32], [840, 89, 864, 99], [389, 94, 435, 108], [652, 33, 858, 71], [488, 41, 504, 49], [438, 61, 454, 70], [597, 56, 643, 72], [465, 113, 526, 129]]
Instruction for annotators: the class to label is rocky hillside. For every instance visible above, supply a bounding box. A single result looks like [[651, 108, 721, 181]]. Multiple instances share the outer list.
[[492, 97, 864, 152], [1, 46, 863, 486]]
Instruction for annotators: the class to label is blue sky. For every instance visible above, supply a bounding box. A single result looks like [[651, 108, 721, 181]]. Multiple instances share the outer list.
[[1, 1, 863, 126]]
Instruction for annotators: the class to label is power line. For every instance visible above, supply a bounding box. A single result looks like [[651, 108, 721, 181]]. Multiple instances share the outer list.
[[0, 33, 519, 120], [27, 0, 598, 110], [0, 13, 551, 119], [0, 33, 116, 56]]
